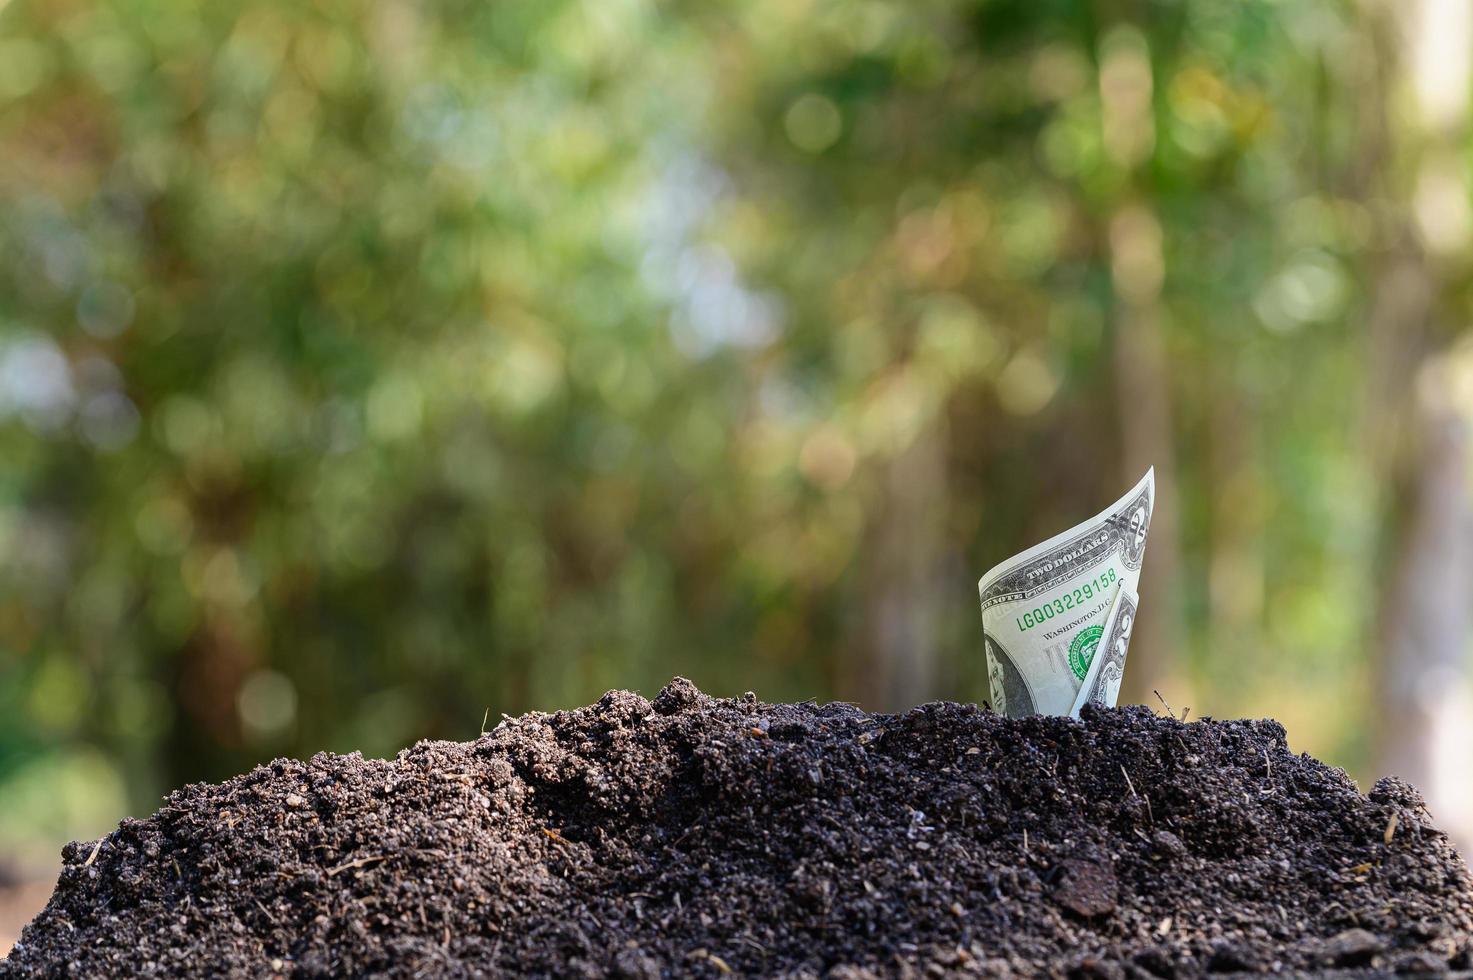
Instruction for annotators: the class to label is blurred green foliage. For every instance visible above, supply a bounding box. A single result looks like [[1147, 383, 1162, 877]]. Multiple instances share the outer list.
[[0, 0, 1444, 860]]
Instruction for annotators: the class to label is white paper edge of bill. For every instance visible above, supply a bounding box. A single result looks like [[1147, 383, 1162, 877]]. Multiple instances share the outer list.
[[976, 466, 1155, 598], [1069, 584, 1138, 718]]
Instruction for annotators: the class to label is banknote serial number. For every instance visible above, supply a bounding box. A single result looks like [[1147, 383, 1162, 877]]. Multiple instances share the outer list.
[[1014, 568, 1118, 632]]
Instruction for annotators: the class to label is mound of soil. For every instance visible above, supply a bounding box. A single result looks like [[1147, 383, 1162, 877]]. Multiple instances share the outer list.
[[4, 679, 1472, 978]]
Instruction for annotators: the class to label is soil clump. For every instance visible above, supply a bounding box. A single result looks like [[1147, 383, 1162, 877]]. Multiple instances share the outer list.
[[4, 678, 1472, 977]]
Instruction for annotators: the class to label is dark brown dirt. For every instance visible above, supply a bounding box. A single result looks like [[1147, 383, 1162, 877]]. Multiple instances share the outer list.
[[3, 679, 1472, 978]]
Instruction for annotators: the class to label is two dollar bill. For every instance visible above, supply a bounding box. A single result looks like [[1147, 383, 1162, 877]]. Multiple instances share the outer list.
[[977, 469, 1153, 718]]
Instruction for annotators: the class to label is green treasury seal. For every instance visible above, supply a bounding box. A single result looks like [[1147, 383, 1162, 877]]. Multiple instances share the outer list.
[[1068, 624, 1103, 680]]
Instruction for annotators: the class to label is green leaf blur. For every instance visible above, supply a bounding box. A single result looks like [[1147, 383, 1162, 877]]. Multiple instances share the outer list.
[[2, 0, 1469, 866]]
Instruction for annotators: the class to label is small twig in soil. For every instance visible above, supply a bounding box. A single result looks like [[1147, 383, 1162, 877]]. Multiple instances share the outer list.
[[670, 823, 701, 848], [327, 855, 387, 877], [254, 899, 280, 926], [83, 840, 104, 867], [689, 949, 732, 974], [1153, 690, 1176, 718], [542, 827, 572, 849], [1384, 812, 1399, 845], [481, 708, 490, 736], [1120, 765, 1138, 799]]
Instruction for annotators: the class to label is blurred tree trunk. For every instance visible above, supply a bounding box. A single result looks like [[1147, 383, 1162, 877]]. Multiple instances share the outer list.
[[1375, 359, 1473, 849], [1093, 25, 1189, 710], [846, 425, 947, 711], [1367, 0, 1473, 854], [1113, 305, 1186, 707], [1206, 386, 1264, 662], [1108, 204, 1189, 709], [1365, 240, 1473, 862]]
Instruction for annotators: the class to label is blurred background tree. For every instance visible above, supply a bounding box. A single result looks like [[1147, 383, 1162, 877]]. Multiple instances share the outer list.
[[2, 0, 1472, 928]]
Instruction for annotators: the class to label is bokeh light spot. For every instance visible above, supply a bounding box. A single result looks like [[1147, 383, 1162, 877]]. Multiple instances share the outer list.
[[799, 424, 857, 491], [237, 669, 298, 742], [995, 350, 1059, 417], [784, 94, 842, 153]]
